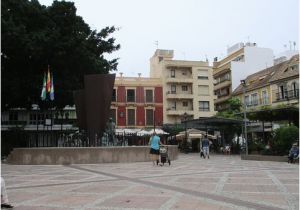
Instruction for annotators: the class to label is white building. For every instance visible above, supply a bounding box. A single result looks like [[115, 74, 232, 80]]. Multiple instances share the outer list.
[[213, 42, 274, 111]]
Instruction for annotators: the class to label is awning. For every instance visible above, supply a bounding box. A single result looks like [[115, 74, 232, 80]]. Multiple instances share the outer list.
[[149, 128, 169, 135], [175, 129, 216, 140], [137, 130, 152, 136]]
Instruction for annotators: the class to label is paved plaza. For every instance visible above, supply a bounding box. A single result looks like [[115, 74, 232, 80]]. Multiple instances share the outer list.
[[1, 154, 299, 210]]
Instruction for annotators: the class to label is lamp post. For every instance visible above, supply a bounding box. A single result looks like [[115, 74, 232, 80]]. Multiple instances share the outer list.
[[183, 112, 188, 153], [241, 80, 248, 155]]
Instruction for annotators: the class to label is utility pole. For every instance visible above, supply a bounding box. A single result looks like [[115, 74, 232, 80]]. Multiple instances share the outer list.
[[241, 80, 248, 155]]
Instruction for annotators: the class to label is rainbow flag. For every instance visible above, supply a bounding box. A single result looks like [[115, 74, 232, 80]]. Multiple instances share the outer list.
[[50, 73, 55, 101], [40, 72, 46, 101], [46, 67, 51, 93]]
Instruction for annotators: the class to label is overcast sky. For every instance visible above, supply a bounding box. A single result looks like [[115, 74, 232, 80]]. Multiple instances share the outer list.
[[40, 0, 299, 77]]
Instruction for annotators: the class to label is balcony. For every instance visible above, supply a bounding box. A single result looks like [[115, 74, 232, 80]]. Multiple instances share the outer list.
[[214, 79, 231, 90], [165, 77, 193, 84], [166, 91, 194, 99], [166, 108, 193, 116], [273, 89, 299, 103], [214, 94, 231, 104]]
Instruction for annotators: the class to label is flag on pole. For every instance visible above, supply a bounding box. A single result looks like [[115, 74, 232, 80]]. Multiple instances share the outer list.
[[41, 72, 47, 101], [50, 73, 55, 101], [46, 67, 51, 93]]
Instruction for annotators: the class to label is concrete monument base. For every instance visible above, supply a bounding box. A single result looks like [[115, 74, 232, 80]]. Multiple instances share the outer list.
[[7, 146, 178, 165]]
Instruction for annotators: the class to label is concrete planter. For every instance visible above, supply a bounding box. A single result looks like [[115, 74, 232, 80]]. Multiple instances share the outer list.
[[7, 146, 179, 165], [241, 154, 288, 162]]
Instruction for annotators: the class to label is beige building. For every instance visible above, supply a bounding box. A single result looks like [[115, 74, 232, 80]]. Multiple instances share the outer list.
[[213, 42, 274, 111], [150, 49, 216, 124]]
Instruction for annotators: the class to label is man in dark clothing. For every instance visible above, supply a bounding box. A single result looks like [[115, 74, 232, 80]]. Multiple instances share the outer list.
[[288, 143, 299, 163], [202, 135, 210, 159]]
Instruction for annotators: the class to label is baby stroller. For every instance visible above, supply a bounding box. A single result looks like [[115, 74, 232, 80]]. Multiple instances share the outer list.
[[159, 145, 171, 166]]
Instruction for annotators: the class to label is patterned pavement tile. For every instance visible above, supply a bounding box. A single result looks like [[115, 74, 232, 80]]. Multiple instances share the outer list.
[[11, 205, 73, 210], [33, 193, 100, 208], [2, 154, 299, 210], [98, 195, 171, 209], [170, 196, 237, 210]]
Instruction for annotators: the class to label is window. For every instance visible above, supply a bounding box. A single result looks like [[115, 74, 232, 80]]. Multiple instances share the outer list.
[[262, 90, 268, 105], [171, 101, 176, 110], [182, 101, 188, 107], [145, 89, 153, 103], [198, 70, 208, 80], [146, 109, 154, 126], [112, 89, 116, 102], [251, 93, 258, 106], [220, 88, 229, 96], [182, 85, 188, 91], [245, 95, 250, 106], [127, 89, 135, 102], [198, 85, 209, 95], [290, 65, 298, 71], [171, 69, 175, 78], [220, 73, 230, 83], [9, 112, 18, 121], [292, 82, 299, 98], [127, 109, 135, 126], [171, 85, 176, 94], [199, 101, 209, 111], [198, 76, 209, 80], [279, 85, 285, 100], [29, 113, 37, 125]]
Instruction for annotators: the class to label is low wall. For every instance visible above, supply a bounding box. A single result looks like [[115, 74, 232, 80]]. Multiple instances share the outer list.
[[241, 154, 288, 162], [7, 146, 179, 165]]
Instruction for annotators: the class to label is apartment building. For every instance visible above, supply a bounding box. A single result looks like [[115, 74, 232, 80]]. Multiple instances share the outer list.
[[232, 54, 299, 109], [213, 42, 274, 111], [110, 75, 163, 128], [150, 49, 216, 124]]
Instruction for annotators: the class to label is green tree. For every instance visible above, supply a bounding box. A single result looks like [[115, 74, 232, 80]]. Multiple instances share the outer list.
[[216, 97, 242, 119], [272, 126, 299, 155], [2, 0, 120, 109]]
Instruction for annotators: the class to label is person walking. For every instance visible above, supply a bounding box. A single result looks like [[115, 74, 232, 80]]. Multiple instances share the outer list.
[[149, 132, 163, 166], [202, 135, 210, 159], [288, 143, 299, 163]]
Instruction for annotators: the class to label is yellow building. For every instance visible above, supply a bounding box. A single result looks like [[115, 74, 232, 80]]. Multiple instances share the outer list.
[[232, 55, 299, 110], [150, 49, 216, 124]]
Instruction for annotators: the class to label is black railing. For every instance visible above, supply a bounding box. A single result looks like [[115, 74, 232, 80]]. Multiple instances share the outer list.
[[199, 107, 210, 111], [275, 89, 299, 101]]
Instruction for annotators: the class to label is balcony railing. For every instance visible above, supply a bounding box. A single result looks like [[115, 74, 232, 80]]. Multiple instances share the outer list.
[[274, 89, 299, 102], [214, 78, 231, 86], [199, 107, 210, 111]]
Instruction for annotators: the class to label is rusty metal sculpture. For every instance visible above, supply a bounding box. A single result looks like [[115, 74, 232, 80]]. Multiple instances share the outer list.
[[74, 74, 116, 146]]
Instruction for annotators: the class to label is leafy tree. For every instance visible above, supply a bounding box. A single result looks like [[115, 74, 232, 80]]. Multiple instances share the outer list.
[[216, 97, 242, 119], [215, 98, 243, 152], [2, 0, 120, 109], [272, 126, 299, 155]]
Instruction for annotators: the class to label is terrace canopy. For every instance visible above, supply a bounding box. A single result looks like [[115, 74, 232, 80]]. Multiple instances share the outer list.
[[175, 129, 216, 141]]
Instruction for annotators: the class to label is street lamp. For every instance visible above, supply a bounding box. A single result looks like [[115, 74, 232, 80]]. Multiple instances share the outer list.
[[183, 112, 188, 153], [241, 79, 248, 155]]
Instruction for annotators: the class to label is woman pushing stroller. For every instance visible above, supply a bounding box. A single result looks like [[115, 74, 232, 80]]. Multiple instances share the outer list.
[[149, 131, 164, 166]]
